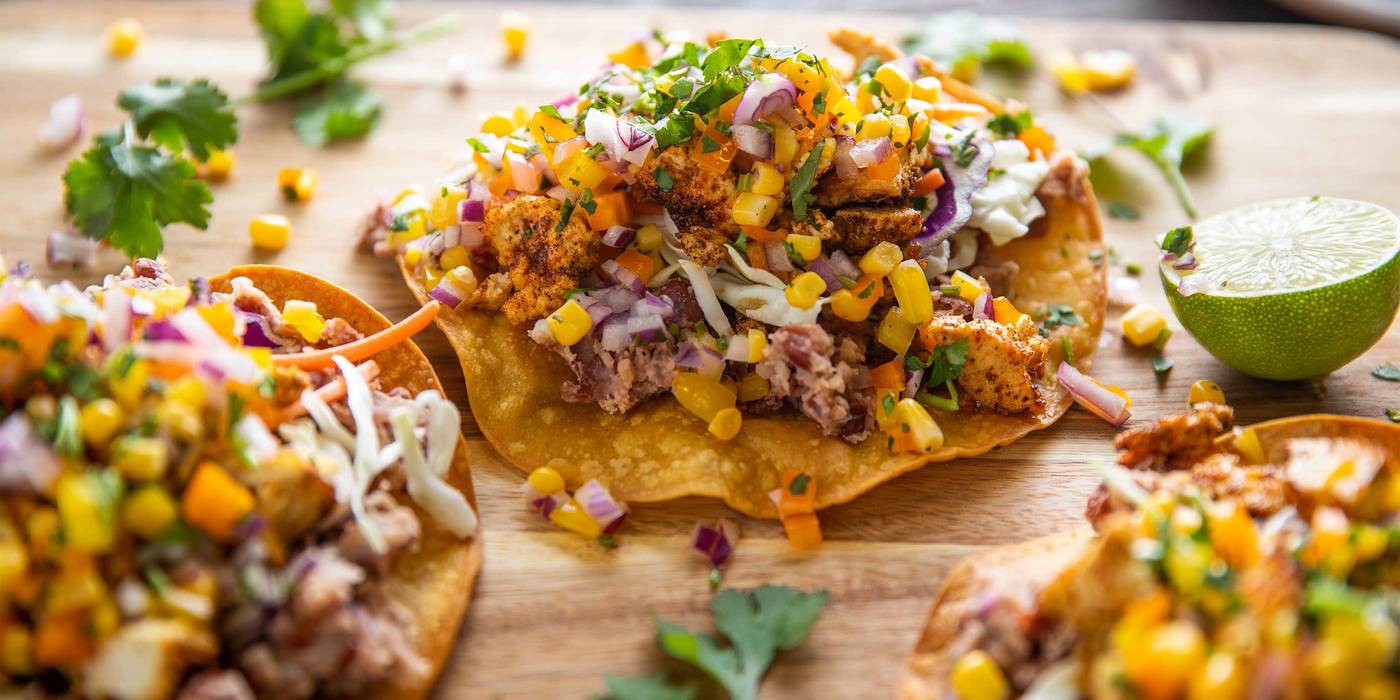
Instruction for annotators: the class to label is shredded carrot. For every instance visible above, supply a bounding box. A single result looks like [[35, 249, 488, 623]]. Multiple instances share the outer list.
[[913, 168, 946, 196], [870, 358, 905, 389], [275, 360, 380, 425], [741, 225, 786, 243], [270, 301, 440, 370]]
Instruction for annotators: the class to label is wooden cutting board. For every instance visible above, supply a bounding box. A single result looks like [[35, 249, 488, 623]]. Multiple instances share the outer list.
[[3, 2, 1399, 697]]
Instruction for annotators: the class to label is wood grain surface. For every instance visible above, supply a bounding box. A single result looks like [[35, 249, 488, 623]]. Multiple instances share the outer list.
[[2, 3, 1399, 697]]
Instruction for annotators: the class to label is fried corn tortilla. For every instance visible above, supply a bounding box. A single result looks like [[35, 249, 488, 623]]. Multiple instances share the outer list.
[[898, 413, 1400, 699], [209, 266, 484, 700]]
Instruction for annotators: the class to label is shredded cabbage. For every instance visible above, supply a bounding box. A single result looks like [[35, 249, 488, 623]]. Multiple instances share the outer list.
[[334, 355, 386, 553], [299, 389, 355, 450], [390, 403, 478, 537], [711, 274, 823, 326], [678, 260, 733, 336], [722, 245, 785, 288]]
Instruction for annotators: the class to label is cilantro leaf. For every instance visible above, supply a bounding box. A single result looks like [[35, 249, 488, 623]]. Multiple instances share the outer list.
[[1152, 355, 1174, 374], [1111, 113, 1214, 218], [701, 39, 758, 81], [1041, 304, 1082, 330], [656, 586, 828, 700], [1160, 226, 1194, 257], [596, 674, 696, 700], [653, 167, 675, 193], [1373, 364, 1400, 381], [63, 135, 213, 259], [925, 339, 969, 387], [1107, 201, 1140, 220], [118, 79, 238, 161], [653, 114, 695, 149], [986, 110, 1032, 138], [787, 148, 823, 222], [292, 80, 382, 146], [685, 73, 746, 116], [901, 11, 1032, 76], [1388, 409, 1400, 423], [331, 0, 393, 40]]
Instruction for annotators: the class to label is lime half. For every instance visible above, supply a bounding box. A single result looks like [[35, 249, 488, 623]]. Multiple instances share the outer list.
[[1162, 196, 1400, 380]]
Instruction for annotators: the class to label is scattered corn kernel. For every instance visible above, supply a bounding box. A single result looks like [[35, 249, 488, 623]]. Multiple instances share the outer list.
[[56, 472, 116, 553], [731, 192, 780, 227], [249, 214, 291, 251], [1083, 49, 1137, 91], [276, 167, 317, 202], [549, 499, 602, 537], [785, 272, 827, 309], [1188, 379, 1225, 406], [951, 650, 1009, 700], [747, 328, 768, 363], [890, 260, 933, 324], [546, 299, 592, 346], [636, 224, 663, 252], [672, 372, 737, 423], [875, 63, 913, 103], [860, 241, 903, 276], [748, 162, 785, 196], [877, 307, 916, 354], [444, 266, 478, 297], [281, 300, 326, 344], [106, 18, 142, 58], [708, 407, 743, 441], [500, 10, 531, 61], [167, 376, 206, 409], [1121, 304, 1168, 346], [950, 270, 986, 302], [889, 113, 911, 148], [785, 234, 821, 262], [527, 466, 566, 495], [830, 289, 871, 322], [198, 149, 235, 181], [122, 485, 178, 539], [1049, 50, 1090, 94], [79, 398, 125, 448]]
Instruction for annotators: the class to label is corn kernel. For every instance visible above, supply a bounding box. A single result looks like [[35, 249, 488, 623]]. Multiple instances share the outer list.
[[1121, 304, 1168, 347], [860, 241, 903, 276], [56, 472, 117, 553], [281, 300, 326, 344], [527, 466, 566, 494], [672, 372, 737, 423], [1234, 427, 1265, 464], [889, 260, 933, 324], [950, 270, 986, 303], [112, 436, 170, 483], [749, 162, 785, 196], [0, 625, 32, 676], [1355, 524, 1389, 563], [1083, 49, 1137, 91], [830, 97, 860, 126], [708, 407, 742, 441], [731, 193, 780, 227], [856, 113, 891, 141], [79, 398, 125, 448], [480, 113, 517, 137], [912, 76, 942, 102], [875, 63, 913, 103], [25, 509, 60, 562], [889, 114, 911, 148], [122, 485, 178, 539], [430, 188, 468, 230], [440, 245, 471, 272], [546, 299, 592, 346], [747, 329, 768, 363], [951, 650, 1009, 700], [445, 266, 478, 297], [830, 289, 870, 322], [891, 398, 944, 453], [737, 372, 770, 402], [277, 167, 317, 202], [549, 499, 602, 537], [877, 307, 916, 354], [249, 214, 291, 251], [199, 149, 235, 182], [785, 272, 826, 310], [1188, 379, 1225, 407], [785, 234, 821, 262], [772, 122, 797, 165], [500, 11, 531, 61], [1049, 51, 1091, 94], [106, 18, 142, 58], [167, 376, 206, 409], [636, 225, 663, 253]]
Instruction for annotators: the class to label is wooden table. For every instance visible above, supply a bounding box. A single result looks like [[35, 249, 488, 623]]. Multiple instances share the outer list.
[[3, 3, 1399, 697]]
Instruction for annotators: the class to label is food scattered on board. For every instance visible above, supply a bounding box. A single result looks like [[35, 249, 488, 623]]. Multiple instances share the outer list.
[[523, 466, 629, 541], [361, 27, 1108, 524], [36, 94, 85, 152], [105, 18, 142, 58], [499, 10, 531, 62], [1162, 196, 1400, 380], [1087, 112, 1214, 218], [0, 261, 480, 698], [1048, 49, 1137, 94], [902, 406, 1400, 700]]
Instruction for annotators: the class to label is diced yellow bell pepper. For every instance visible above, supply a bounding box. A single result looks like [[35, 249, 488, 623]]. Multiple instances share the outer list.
[[672, 372, 737, 423], [857, 113, 891, 141], [1208, 501, 1259, 569], [732, 193, 780, 227], [1233, 427, 1265, 464], [249, 214, 291, 251], [607, 41, 651, 69], [889, 260, 933, 324], [440, 245, 471, 272], [281, 300, 326, 344], [889, 398, 944, 453], [1125, 621, 1206, 700], [546, 299, 592, 346], [528, 110, 578, 150], [950, 270, 986, 303], [749, 162, 785, 196], [557, 152, 611, 194], [181, 461, 254, 542], [992, 297, 1026, 325], [430, 187, 469, 230], [79, 399, 125, 448], [877, 307, 916, 354]]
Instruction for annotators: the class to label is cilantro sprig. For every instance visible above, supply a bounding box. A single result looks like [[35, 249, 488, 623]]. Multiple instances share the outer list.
[[1092, 113, 1214, 218], [62, 80, 236, 259], [599, 586, 828, 700]]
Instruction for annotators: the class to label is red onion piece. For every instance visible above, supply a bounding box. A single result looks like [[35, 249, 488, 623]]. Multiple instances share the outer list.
[[602, 225, 635, 248], [731, 124, 774, 160], [0, 414, 60, 495], [144, 320, 187, 343], [506, 152, 541, 194], [428, 276, 468, 310], [102, 287, 132, 352], [1172, 252, 1198, 270], [1177, 274, 1211, 297], [575, 478, 628, 530], [1056, 362, 1131, 426], [764, 240, 794, 272], [599, 316, 632, 351], [236, 311, 280, 348], [834, 137, 858, 179], [46, 230, 99, 269], [585, 301, 613, 327], [459, 222, 485, 249], [691, 519, 739, 569], [676, 341, 725, 377], [552, 92, 580, 110], [37, 93, 84, 151], [529, 491, 568, 519], [631, 292, 675, 319], [807, 256, 842, 293], [595, 284, 642, 312], [972, 292, 993, 320], [600, 259, 645, 294], [903, 369, 923, 400], [828, 249, 860, 279], [626, 313, 666, 340], [848, 137, 892, 168], [733, 73, 797, 125]]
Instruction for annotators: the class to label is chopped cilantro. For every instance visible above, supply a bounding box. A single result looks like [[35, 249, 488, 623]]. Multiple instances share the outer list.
[[701, 39, 758, 81], [653, 166, 674, 192], [838, 275, 857, 289], [579, 188, 598, 214], [669, 78, 695, 99], [653, 114, 695, 148], [539, 104, 564, 120], [788, 473, 811, 496], [856, 278, 877, 299], [1107, 201, 1141, 220], [292, 80, 381, 146], [1388, 409, 1400, 423], [1061, 336, 1075, 364], [701, 135, 721, 153], [787, 147, 823, 221], [557, 200, 576, 231], [1042, 304, 1082, 329], [862, 79, 884, 96], [1161, 226, 1194, 256], [812, 92, 826, 115], [466, 137, 490, 153], [585, 142, 607, 158], [1153, 327, 1172, 351], [686, 73, 746, 115], [598, 674, 695, 700], [1106, 113, 1214, 218], [729, 231, 749, 257], [881, 393, 896, 417], [916, 381, 959, 412], [923, 339, 969, 386], [986, 110, 1032, 138], [952, 131, 978, 167], [1152, 355, 1174, 374], [1088, 250, 1105, 268], [1372, 364, 1400, 381]]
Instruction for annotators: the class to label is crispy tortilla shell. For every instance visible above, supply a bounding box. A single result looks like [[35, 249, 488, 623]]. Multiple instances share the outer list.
[[207, 265, 483, 700], [900, 414, 1400, 698], [401, 189, 1105, 519]]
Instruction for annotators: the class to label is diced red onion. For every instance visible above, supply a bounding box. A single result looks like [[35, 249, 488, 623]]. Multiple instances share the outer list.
[[529, 491, 568, 519], [1056, 362, 1131, 426], [46, 230, 99, 269], [731, 124, 773, 160], [102, 289, 131, 352], [631, 292, 674, 319], [691, 519, 739, 569], [600, 259, 645, 294], [552, 92, 580, 110], [144, 320, 187, 343], [676, 341, 725, 378], [903, 369, 923, 400], [1172, 252, 1198, 270], [849, 137, 892, 168], [733, 73, 797, 125], [37, 93, 84, 151], [807, 256, 842, 293], [602, 225, 635, 248], [972, 292, 993, 320], [584, 109, 656, 166], [575, 478, 628, 530], [585, 301, 613, 327], [828, 249, 860, 279], [626, 313, 665, 340], [545, 185, 571, 203], [599, 316, 632, 351], [1177, 274, 1211, 297], [764, 240, 794, 272], [506, 152, 541, 194], [428, 275, 469, 310], [236, 311, 280, 348], [724, 339, 750, 363], [595, 284, 642, 312], [0, 414, 60, 495], [459, 222, 485, 248], [834, 137, 858, 179]]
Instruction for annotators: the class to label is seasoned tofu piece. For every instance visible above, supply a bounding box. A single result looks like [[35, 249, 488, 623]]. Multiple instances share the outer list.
[[635, 147, 737, 230], [813, 158, 920, 207], [829, 206, 923, 252], [1113, 404, 1235, 470], [84, 620, 217, 700], [676, 226, 733, 267], [921, 314, 1050, 414], [485, 195, 600, 324], [254, 450, 335, 541]]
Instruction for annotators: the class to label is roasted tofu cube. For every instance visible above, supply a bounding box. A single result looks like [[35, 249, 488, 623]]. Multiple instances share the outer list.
[[485, 195, 601, 323]]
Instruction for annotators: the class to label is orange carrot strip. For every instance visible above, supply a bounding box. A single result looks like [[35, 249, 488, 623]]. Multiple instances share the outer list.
[[275, 360, 380, 425], [270, 301, 440, 370]]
